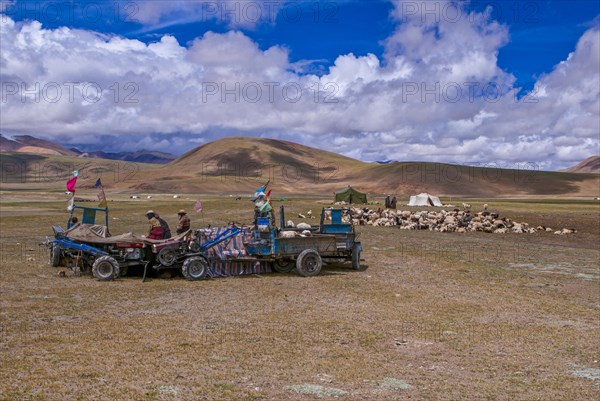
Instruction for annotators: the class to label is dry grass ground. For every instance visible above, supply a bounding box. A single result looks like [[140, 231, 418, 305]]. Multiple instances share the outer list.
[[0, 192, 599, 400]]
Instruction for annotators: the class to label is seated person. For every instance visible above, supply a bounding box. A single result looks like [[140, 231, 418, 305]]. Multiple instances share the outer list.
[[145, 210, 164, 240]]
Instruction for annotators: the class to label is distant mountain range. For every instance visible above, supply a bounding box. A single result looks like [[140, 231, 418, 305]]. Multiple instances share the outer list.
[[0, 135, 176, 164]]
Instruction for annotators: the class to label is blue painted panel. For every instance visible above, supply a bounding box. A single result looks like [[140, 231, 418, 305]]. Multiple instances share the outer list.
[[331, 209, 343, 224], [321, 224, 353, 234]]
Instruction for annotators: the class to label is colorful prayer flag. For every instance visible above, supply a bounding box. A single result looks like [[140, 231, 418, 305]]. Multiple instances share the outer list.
[[259, 202, 272, 212], [97, 189, 107, 208], [66, 176, 77, 193], [194, 200, 202, 214], [66, 170, 78, 193]]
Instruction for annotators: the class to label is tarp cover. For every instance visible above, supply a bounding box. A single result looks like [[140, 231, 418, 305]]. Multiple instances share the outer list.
[[196, 227, 272, 277], [335, 187, 367, 204], [407, 193, 443, 207]]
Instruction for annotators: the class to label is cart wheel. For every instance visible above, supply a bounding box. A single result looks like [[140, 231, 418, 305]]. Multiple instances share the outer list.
[[352, 244, 364, 270], [273, 259, 294, 273], [296, 249, 322, 277], [92, 256, 120, 281], [50, 243, 61, 267], [182, 256, 209, 281]]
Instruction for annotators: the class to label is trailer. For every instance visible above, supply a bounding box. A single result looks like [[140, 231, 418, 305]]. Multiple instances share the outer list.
[[243, 207, 363, 277]]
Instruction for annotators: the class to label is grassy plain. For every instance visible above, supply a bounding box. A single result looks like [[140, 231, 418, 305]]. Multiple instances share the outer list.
[[0, 192, 598, 400]]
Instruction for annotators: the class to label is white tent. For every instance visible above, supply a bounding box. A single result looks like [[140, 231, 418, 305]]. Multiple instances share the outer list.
[[407, 193, 443, 207]]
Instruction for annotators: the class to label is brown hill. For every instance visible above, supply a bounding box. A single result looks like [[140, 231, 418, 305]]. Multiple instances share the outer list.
[[120, 137, 599, 197], [0, 135, 78, 156], [0, 135, 175, 164], [561, 156, 600, 174], [2, 137, 598, 197]]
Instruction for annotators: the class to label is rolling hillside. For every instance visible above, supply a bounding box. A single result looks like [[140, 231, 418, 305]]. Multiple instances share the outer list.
[[0, 134, 176, 164], [2, 137, 598, 196], [0, 135, 78, 156], [561, 156, 600, 174], [125, 137, 599, 196]]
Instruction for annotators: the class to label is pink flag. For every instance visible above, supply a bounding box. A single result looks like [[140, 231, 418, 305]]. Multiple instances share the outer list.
[[194, 200, 202, 214], [66, 176, 78, 193]]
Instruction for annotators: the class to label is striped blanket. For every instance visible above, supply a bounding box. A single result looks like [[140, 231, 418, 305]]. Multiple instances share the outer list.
[[197, 228, 272, 278]]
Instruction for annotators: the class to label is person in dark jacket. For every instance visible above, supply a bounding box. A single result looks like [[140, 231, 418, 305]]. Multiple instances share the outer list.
[[154, 212, 171, 239], [390, 196, 397, 209], [385, 195, 391, 209], [145, 210, 164, 240]]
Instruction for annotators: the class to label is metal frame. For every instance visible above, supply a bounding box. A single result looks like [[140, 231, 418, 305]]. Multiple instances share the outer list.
[[67, 205, 109, 229]]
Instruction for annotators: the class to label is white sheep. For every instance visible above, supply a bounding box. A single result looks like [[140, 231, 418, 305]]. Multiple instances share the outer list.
[[286, 220, 295, 228], [297, 222, 311, 230], [483, 203, 488, 210], [462, 203, 471, 210]]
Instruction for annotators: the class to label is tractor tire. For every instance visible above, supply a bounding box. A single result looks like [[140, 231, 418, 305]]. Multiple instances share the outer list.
[[351, 244, 365, 270], [273, 259, 294, 273], [50, 243, 61, 267], [296, 249, 322, 277], [182, 256, 209, 281], [157, 247, 177, 267], [92, 256, 120, 281]]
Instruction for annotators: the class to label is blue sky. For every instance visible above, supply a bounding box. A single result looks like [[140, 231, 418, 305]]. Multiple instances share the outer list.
[[4, 1, 597, 84], [1, 0, 599, 169]]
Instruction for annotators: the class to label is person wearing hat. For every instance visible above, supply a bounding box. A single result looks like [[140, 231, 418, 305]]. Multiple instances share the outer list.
[[176, 209, 191, 235], [145, 210, 164, 240]]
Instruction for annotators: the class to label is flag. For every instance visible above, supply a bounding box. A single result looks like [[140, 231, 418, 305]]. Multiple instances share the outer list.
[[194, 200, 202, 214], [95, 178, 107, 208], [97, 190, 107, 208], [66, 176, 77, 193], [266, 189, 272, 201], [259, 202, 272, 212]]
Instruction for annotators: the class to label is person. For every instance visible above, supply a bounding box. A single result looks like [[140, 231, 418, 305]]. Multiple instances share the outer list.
[[390, 196, 397, 209], [154, 212, 172, 239], [176, 209, 191, 235], [145, 210, 164, 240], [385, 195, 391, 209]]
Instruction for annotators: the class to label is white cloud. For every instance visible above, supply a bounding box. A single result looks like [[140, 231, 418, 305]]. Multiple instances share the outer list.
[[133, 0, 290, 30], [0, 0, 598, 170]]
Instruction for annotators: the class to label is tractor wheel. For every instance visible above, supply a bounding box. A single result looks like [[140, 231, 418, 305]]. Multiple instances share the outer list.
[[182, 256, 209, 281], [92, 256, 120, 281], [273, 259, 294, 273], [351, 244, 364, 270], [296, 249, 322, 277], [157, 247, 177, 267], [50, 244, 61, 267]]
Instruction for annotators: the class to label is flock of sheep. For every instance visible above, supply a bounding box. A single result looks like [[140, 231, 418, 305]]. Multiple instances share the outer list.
[[286, 205, 577, 236]]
